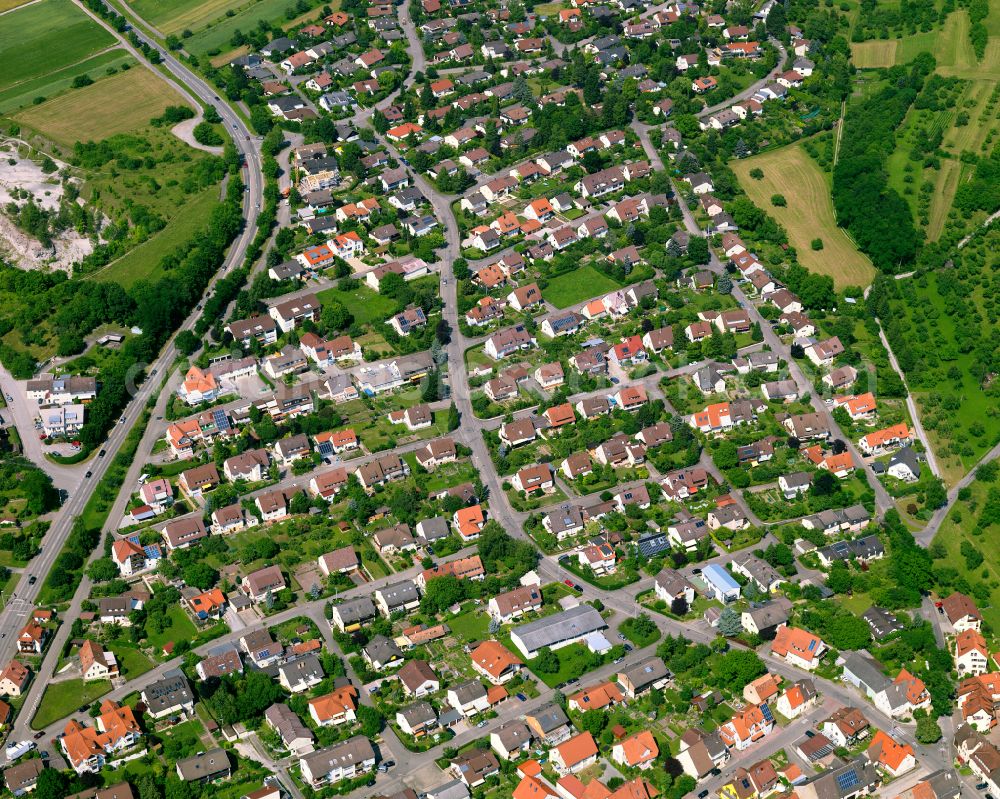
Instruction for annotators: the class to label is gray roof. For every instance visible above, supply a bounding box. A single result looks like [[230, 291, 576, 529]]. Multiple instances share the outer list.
[[377, 580, 419, 608], [619, 656, 670, 690], [450, 679, 487, 704], [512, 605, 606, 652], [889, 446, 921, 477], [526, 702, 568, 733], [301, 737, 376, 775], [427, 780, 471, 799], [332, 596, 377, 624], [399, 700, 436, 727], [176, 748, 230, 782], [798, 757, 878, 799], [417, 516, 450, 541], [862, 606, 903, 640], [279, 654, 324, 683], [744, 601, 789, 631], [365, 635, 403, 664], [841, 652, 890, 693], [142, 671, 193, 714], [265, 703, 315, 747], [492, 720, 532, 750]]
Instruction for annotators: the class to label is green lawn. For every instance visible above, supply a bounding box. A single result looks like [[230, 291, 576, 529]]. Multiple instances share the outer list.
[[317, 282, 399, 327], [448, 608, 491, 642], [0, 0, 116, 92], [527, 642, 602, 688], [109, 643, 156, 678], [0, 49, 135, 114], [32, 678, 111, 729], [145, 604, 198, 651], [89, 189, 221, 288], [545, 265, 624, 309]]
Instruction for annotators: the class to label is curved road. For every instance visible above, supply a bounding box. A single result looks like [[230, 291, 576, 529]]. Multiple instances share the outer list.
[[0, 4, 265, 669]]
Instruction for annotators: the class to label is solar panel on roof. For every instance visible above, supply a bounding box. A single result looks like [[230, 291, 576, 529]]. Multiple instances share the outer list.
[[760, 704, 773, 722], [127, 534, 141, 545], [836, 770, 860, 791], [143, 545, 161, 559], [213, 409, 231, 431]]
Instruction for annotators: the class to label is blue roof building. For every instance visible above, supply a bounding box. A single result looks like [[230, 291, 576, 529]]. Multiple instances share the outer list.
[[702, 564, 741, 603]]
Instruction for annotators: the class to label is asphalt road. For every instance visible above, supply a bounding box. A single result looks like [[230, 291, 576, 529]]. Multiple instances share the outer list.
[[0, 4, 265, 671]]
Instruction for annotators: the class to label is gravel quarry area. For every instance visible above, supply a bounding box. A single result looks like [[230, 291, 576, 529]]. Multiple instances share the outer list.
[[0, 137, 94, 271]]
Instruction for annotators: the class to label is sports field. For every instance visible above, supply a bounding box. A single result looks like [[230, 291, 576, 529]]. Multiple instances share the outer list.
[[0, 0, 115, 92], [15, 66, 186, 147], [850, 40, 896, 68], [732, 144, 876, 288]]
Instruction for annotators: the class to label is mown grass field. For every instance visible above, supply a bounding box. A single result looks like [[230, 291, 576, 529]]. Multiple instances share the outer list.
[[732, 144, 876, 288], [850, 40, 897, 68], [89, 188, 220, 287], [0, 49, 136, 114], [545, 264, 624, 308], [128, 0, 251, 35], [0, 0, 35, 11], [182, 0, 324, 55], [15, 66, 185, 146], [0, 0, 115, 93]]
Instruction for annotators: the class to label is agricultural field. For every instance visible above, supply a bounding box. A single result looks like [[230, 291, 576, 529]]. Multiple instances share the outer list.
[[15, 66, 186, 147], [181, 0, 325, 56], [732, 144, 876, 288], [850, 40, 896, 69], [128, 0, 253, 36], [0, 49, 136, 115], [0, 0, 115, 93]]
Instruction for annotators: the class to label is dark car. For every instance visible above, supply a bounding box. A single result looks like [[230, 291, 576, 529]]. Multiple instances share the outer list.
[[28, 575, 36, 585], [98, 449, 106, 457], [698, 791, 709, 798], [574, 584, 583, 592], [78, 705, 90, 713], [33, 732, 44, 740], [976, 784, 988, 791], [84, 471, 92, 478]]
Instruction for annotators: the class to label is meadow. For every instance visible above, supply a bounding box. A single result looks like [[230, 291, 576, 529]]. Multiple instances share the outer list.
[[15, 66, 185, 147], [89, 188, 221, 287], [732, 144, 876, 288], [181, 0, 324, 55], [0, 0, 115, 92]]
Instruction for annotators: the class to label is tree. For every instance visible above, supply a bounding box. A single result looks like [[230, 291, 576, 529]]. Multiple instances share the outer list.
[[580, 709, 607, 736], [670, 596, 688, 616], [34, 768, 69, 799], [811, 238, 824, 251], [87, 558, 119, 583], [771, 194, 787, 207], [717, 275, 733, 294], [687, 236, 709, 264], [717, 606, 742, 636], [356, 704, 384, 736], [715, 649, 766, 685], [749, 168, 764, 180], [175, 329, 201, 355], [534, 646, 560, 674], [915, 715, 942, 743], [420, 575, 465, 613], [812, 471, 837, 496], [183, 562, 218, 590], [447, 402, 460, 431]]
